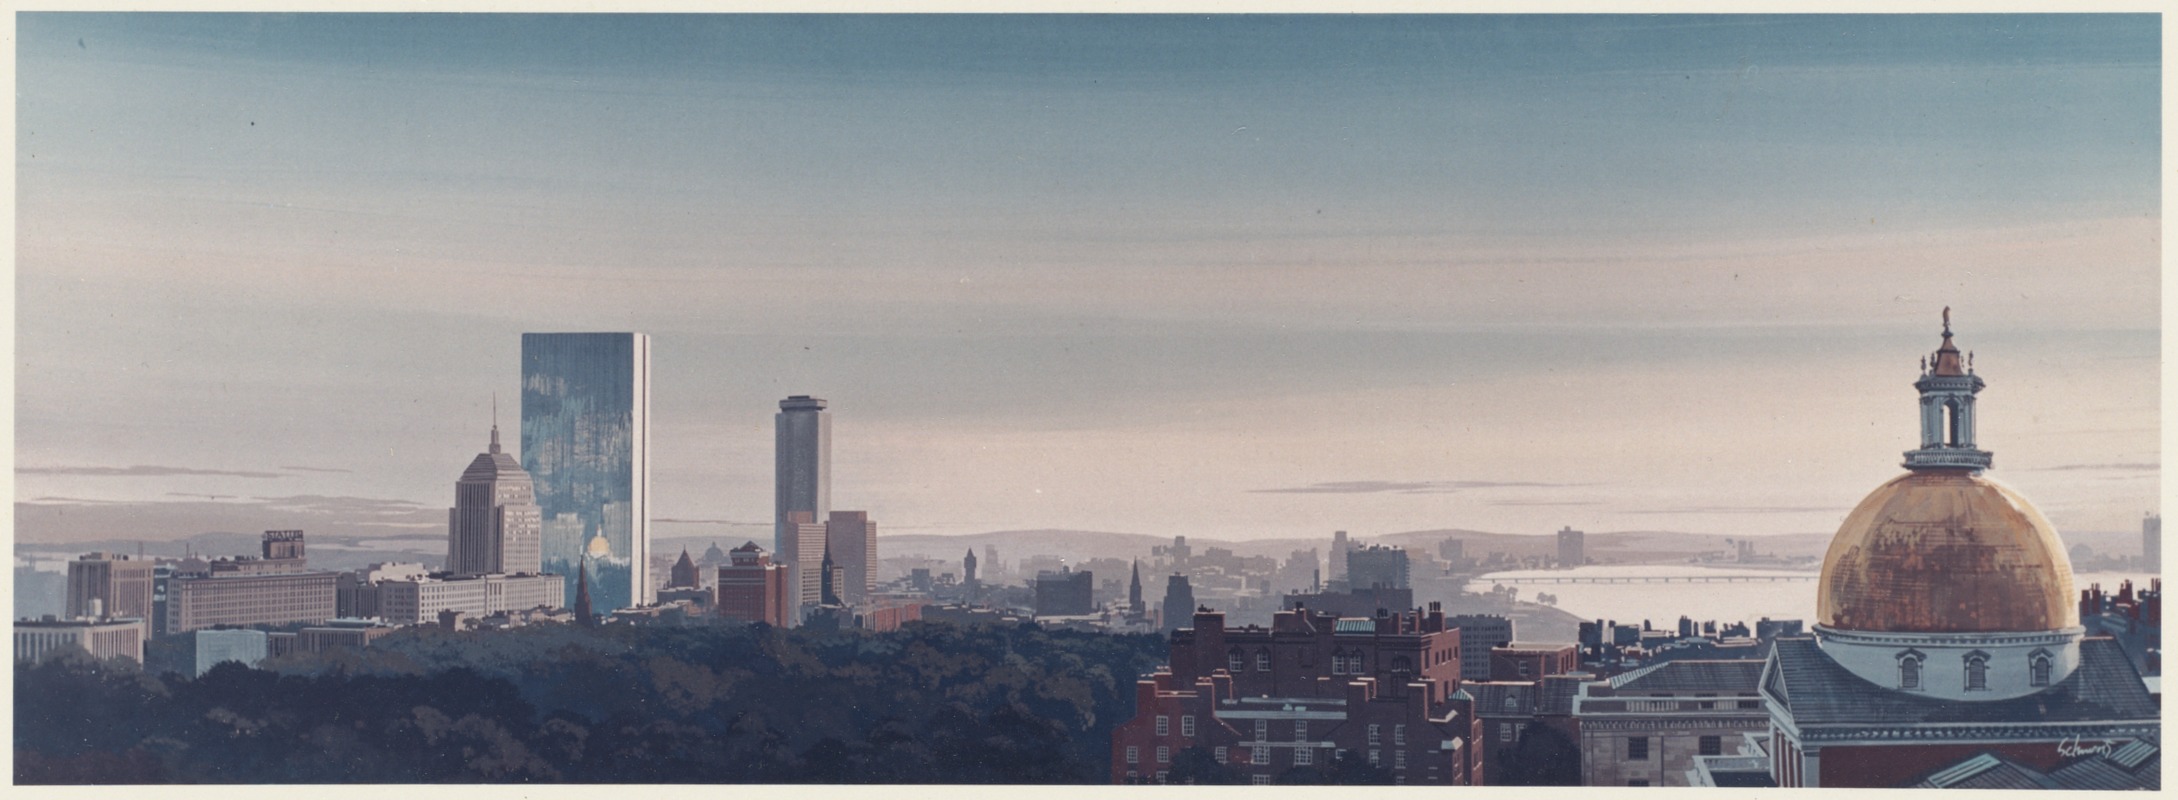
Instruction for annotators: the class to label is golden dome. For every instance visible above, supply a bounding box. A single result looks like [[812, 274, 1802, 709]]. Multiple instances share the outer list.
[[1818, 470, 2077, 633]]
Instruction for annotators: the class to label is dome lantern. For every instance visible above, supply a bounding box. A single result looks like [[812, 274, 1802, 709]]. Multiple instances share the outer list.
[[1902, 307, 1991, 472]]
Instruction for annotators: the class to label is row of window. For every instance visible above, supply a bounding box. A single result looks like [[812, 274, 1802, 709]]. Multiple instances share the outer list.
[[1152, 715, 1197, 738], [1895, 648, 2052, 691], [1127, 743, 1419, 771], [1621, 735, 1722, 761]]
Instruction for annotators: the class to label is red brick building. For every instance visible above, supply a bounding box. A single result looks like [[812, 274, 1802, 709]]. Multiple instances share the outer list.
[[716, 542, 791, 627], [1111, 603, 1483, 785], [1489, 642, 1578, 681]]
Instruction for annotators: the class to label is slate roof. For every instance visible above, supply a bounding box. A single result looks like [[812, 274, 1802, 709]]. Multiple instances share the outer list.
[[1912, 736, 2160, 790], [1914, 753, 2060, 789], [1766, 636, 2159, 727], [1608, 659, 1765, 694], [1536, 676, 1586, 715], [1468, 682, 1534, 717], [2045, 737, 2161, 791]]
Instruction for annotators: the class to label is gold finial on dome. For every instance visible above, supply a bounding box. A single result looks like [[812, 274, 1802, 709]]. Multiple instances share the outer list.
[[1931, 307, 1966, 376]]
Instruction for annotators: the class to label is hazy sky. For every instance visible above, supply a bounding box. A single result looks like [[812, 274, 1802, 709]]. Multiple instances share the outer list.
[[15, 14, 2160, 547]]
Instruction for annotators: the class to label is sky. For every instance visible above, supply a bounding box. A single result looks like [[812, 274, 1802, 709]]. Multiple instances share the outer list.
[[13, 13, 2162, 548]]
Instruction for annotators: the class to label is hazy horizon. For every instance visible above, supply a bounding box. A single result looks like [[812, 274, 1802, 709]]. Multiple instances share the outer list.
[[16, 14, 2159, 545]]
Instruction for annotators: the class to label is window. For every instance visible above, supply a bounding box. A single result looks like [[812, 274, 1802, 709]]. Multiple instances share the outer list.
[[1503, 696, 1519, 712], [1294, 721, 1308, 741], [2031, 651, 2053, 687], [1899, 655, 1922, 690], [1368, 724, 1381, 745], [1331, 653, 1346, 675], [1126, 770, 1139, 782], [1257, 651, 1272, 671], [1155, 771, 1167, 784], [1181, 715, 1196, 737], [1394, 749, 1406, 770], [1251, 747, 1269, 765], [1369, 749, 1380, 766], [1126, 746, 1139, 764], [1351, 654, 1364, 672], [1254, 720, 1268, 741], [1229, 650, 1244, 673], [1214, 747, 1227, 764], [1518, 661, 1531, 677], [1157, 746, 1170, 764], [1394, 724, 1407, 746], [1737, 699, 1761, 710], [1699, 736, 1722, 756], [1155, 715, 1169, 736], [1965, 652, 1990, 692], [1251, 775, 1273, 786], [1294, 747, 1313, 766], [1627, 737, 1649, 761], [1499, 723, 1516, 743]]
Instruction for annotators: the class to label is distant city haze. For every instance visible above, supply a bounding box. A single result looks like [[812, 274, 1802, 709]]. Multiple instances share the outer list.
[[14, 15, 2159, 546]]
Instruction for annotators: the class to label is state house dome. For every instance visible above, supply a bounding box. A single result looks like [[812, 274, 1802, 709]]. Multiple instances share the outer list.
[[1810, 310, 2086, 703], [1818, 470, 2075, 633]]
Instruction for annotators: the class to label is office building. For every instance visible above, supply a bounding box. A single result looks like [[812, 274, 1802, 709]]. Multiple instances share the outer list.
[[718, 542, 792, 627], [448, 419, 542, 577], [194, 628, 269, 675], [164, 531, 338, 635], [373, 573, 565, 625], [522, 331, 651, 615], [1446, 614, 1516, 682], [1346, 544, 1410, 590], [16, 616, 147, 665], [1035, 567, 1095, 617], [775, 395, 831, 615], [66, 552, 155, 620], [780, 511, 829, 610], [1162, 574, 1196, 634], [1762, 314, 2158, 788], [1329, 530, 1350, 583], [335, 562, 430, 619], [2146, 513, 2161, 569], [1557, 526, 1585, 569], [826, 510, 877, 606]]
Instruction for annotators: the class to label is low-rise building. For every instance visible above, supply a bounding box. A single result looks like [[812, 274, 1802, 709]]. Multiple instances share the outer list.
[[1574, 659, 1768, 787], [15, 616, 148, 665], [376, 572, 564, 625]]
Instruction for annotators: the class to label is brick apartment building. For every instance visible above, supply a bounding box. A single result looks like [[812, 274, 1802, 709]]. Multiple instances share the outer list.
[[1111, 603, 1482, 785]]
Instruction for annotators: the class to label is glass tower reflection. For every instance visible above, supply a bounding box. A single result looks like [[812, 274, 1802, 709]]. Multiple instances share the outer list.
[[521, 332, 650, 614]]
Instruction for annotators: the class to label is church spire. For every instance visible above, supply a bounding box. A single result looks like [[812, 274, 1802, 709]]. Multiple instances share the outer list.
[[1903, 308, 1992, 472], [574, 555, 596, 626], [1129, 559, 1145, 614]]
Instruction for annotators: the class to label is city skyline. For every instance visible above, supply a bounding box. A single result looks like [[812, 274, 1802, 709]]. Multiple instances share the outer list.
[[15, 13, 2160, 546]]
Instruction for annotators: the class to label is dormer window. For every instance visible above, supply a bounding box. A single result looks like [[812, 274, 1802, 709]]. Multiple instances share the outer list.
[[2029, 648, 2054, 687], [1964, 651, 1990, 692], [1895, 649, 1925, 691]]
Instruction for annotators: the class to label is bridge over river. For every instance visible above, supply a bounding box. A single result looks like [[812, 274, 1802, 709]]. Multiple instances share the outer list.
[[1483, 574, 1818, 585]]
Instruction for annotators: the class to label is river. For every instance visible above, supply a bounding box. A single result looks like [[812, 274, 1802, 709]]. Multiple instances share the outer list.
[[1464, 566, 2158, 632]]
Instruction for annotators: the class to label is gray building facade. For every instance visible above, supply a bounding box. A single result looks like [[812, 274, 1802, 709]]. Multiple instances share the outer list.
[[775, 395, 831, 617], [522, 332, 651, 614]]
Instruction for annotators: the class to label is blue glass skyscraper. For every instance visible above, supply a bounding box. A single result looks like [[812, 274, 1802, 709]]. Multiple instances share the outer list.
[[521, 332, 650, 614]]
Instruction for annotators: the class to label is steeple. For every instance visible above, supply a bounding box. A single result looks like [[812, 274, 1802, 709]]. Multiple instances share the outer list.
[[1129, 559, 1145, 614], [574, 556, 596, 626], [820, 542, 841, 606], [489, 393, 502, 455], [1904, 308, 1992, 472]]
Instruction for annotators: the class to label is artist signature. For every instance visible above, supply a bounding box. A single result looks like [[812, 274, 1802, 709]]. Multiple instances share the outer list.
[[2057, 734, 2116, 758]]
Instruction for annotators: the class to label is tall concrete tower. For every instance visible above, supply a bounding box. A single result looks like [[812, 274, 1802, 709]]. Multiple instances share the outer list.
[[522, 332, 651, 614], [776, 395, 831, 617], [448, 417, 542, 577]]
